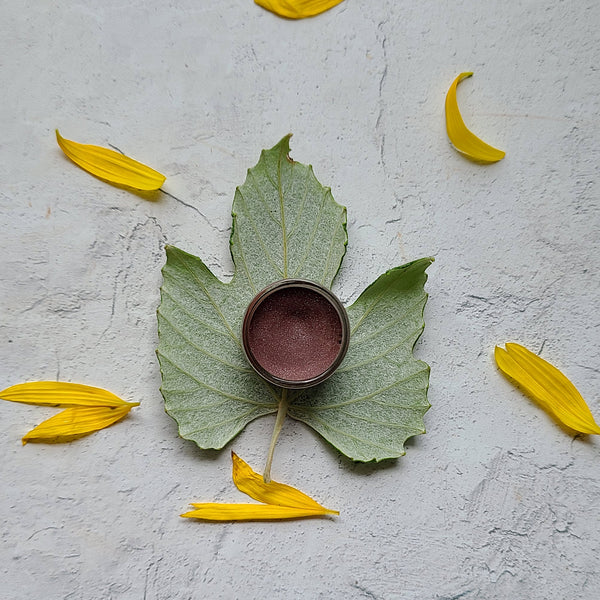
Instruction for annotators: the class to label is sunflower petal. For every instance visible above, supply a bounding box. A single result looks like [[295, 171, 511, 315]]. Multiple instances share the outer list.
[[181, 503, 338, 521], [182, 453, 339, 522], [0, 381, 139, 408], [56, 130, 166, 190], [495, 343, 600, 434], [22, 405, 134, 444], [231, 452, 333, 510], [445, 72, 505, 163], [255, 0, 344, 19]]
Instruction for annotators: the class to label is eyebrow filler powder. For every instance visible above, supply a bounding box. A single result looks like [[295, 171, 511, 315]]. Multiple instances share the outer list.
[[242, 280, 350, 389]]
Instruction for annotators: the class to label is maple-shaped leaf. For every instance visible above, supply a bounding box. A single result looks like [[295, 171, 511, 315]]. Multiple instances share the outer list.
[[157, 136, 432, 461]]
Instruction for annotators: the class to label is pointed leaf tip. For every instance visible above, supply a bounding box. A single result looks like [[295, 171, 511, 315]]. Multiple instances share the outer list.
[[445, 72, 505, 164], [267, 133, 293, 160], [495, 343, 600, 435], [56, 130, 166, 190]]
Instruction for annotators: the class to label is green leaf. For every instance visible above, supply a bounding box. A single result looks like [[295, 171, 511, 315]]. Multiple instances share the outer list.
[[231, 135, 348, 289], [157, 135, 347, 449], [157, 135, 432, 461], [157, 245, 279, 449], [288, 259, 432, 461]]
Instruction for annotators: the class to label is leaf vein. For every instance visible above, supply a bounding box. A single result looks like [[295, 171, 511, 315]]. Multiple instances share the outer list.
[[247, 169, 282, 227], [291, 413, 400, 455], [350, 270, 421, 336], [160, 288, 234, 341], [290, 188, 329, 278], [338, 330, 426, 372], [277, 146, 289, 276], [287, 167, 312, 238], [319, 211, 346, 286], [302, 373, 428, 410], [158, 354, 275, 407], [185, 407, 273, 434], [158, 313, 251, 373], [231, 215, 258, 293], [328, 407, 425, 431], [176, 253, 240, 347], [236, 187, 284, 279], [349, 295, 426, 348]]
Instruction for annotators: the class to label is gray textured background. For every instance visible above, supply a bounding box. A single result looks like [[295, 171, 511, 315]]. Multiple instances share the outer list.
[[1, 1, 599, 599]]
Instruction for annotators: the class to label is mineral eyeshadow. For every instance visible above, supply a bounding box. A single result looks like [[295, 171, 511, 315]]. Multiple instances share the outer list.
[[246, 286, 343, 382]]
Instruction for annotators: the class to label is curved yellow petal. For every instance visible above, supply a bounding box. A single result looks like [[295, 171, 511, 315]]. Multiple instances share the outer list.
[[0, 381, 139, 408], [231, 451, 332, 510], [182, 453, 339, 521], [495, 343, 600, 435], [22, 405, 134, 444], [181, 503, 337, 521], [445, 72, 505, 164], [255, 0, 344, 19], [56, 130, 166, 190]]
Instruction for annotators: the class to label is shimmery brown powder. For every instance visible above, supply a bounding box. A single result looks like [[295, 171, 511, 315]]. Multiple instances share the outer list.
[[246, 287, 343, 381]]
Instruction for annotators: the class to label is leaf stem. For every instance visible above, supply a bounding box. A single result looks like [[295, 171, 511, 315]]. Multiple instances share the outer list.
[[263, 389, 288, 483]]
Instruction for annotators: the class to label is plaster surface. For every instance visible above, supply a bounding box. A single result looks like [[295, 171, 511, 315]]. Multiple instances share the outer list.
[[1, 1, 599, 599]]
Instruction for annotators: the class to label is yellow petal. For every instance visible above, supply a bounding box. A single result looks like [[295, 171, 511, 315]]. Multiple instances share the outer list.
[[231, 451, 333, 510], [22, 405, 134, 444], [181, 503, 337, 521], [0, 381, 139, 408], [255, 0, 344, 19], [56, 130, 166, 191], [445, 72, 505, 164], [495, 343, 600, 435], [182, 453, 339, 522]]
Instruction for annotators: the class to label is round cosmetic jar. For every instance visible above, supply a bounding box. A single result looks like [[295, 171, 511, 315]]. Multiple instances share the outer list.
[[242, 279, 350, 389]]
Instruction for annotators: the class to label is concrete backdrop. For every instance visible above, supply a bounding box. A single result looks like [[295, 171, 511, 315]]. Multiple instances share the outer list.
[[1, 1, 599, 598]]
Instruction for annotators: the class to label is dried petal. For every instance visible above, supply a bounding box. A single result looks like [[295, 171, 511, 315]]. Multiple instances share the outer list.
[[181, 503, 336, 521], [255, 0, 344, 19], [0, 381, 139, 408], [231, 451, 334, 511], [495, 343, 600, 434], [22, 405, 134, 444], [445, 72, 505, 163], [56, 130, 166, 190]]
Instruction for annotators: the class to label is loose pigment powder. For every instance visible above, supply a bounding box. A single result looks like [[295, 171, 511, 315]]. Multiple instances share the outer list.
[[244, 284, 345, 383]]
